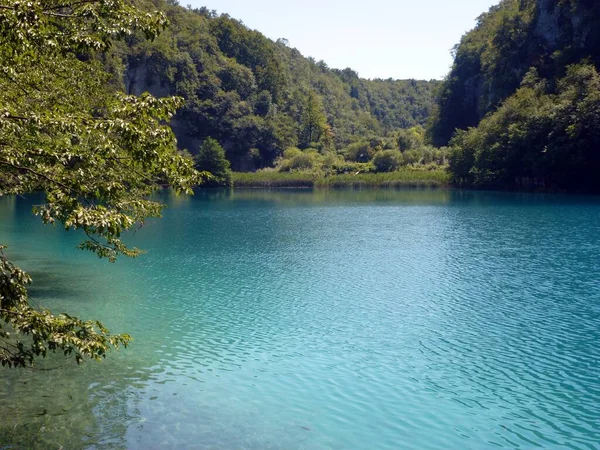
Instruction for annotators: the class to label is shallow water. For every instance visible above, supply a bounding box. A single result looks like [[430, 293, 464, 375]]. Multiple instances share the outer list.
[[1, 189, 600, 449]]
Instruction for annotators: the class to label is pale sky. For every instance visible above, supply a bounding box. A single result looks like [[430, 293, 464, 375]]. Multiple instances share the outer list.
[[188, 0, 499, 80]]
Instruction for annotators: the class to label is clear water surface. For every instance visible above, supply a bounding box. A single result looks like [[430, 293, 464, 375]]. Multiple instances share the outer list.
[[0, 189, 599, 449]]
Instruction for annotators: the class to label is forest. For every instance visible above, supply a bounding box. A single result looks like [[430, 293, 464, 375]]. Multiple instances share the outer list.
[[108, 0, 600, 192], [108, 0, 441, 173], [430, 0, 600, 191]]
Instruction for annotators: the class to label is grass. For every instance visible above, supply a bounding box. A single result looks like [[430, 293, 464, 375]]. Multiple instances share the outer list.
[[232, 168, 450, 188], [232, 171, 315, 188]]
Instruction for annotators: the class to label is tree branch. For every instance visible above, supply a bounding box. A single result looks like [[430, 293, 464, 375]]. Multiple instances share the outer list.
[[43, 0, 102, 11], [0, 159, 79, 196]]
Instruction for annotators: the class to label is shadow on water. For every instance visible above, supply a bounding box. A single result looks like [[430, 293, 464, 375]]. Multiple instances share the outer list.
[[184, 186, 600, 208], [447, 188, 600, 206], [6, 262, 89, 302], [27, 284, 84, 301]]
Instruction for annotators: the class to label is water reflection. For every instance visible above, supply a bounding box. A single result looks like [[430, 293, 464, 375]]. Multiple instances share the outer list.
[[226, 187, 452, 206], [2, 190, 600, 449]]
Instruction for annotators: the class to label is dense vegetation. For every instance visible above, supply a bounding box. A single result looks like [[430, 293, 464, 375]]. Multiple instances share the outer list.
[[0, 0, 203, 367], [428, 0, 600, 191], [232, 169, 449, 189], [449, 64, 600, 189], [266, 127, 447, 173], [109, 1, 440, 173], [195, 138, 232, 187]]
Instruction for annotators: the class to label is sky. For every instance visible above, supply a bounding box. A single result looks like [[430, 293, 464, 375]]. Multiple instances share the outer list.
[[189, 0, 499, 80]]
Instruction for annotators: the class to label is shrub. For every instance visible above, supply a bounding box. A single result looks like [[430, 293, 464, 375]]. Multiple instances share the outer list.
[[331, 161, 373, 174], [403, 149, 421, 165], [195, 138, 232, 187], [343, 141, 373, 162], [397, 126, 424, 151], [283, 147, 303, 160], [372, 150, 403, 172], [321, 153, 344, 168], [289, 153, 315, 170], [421, 146, 436, 164]]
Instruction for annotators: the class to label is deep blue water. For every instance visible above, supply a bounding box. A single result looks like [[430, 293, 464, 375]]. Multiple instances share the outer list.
[[1, 189, 600, 449]]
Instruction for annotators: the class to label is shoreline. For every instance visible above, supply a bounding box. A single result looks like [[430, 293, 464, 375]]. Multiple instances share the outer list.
[[230, 173, 600, 195], [232, 170, 451, 189]]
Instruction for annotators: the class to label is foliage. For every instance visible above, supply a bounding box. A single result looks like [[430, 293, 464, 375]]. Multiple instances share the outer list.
[[428, 0, 600, 147], [232, 170, 315, 188], [372, 150, 403, 173], [283, 147, 303, 160], [288, 153, 317, 171], [273, 136, 448, 176], [110, 2, 440, 170], [343, 141, 375, 163], [0, 0, 204, 367], [299, 90, 329, 149], [449, 64, 600, 190], [315, 170, 449, 188], [397, 127, 424, 151], [431, 0, 600, 191], [274, 147, 374, 176], [232, 169, 450, 188], [195, 138, 232, 187]]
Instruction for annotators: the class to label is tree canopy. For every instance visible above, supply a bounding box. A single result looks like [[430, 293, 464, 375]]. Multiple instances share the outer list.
[[109, 2, 440, 170], [449, 64, 600, 190], [429, 0, 600, 190], [0, 0, 204, 367], [195, 138, 232, 187]]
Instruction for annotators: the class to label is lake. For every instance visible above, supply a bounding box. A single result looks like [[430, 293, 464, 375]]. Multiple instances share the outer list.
[[1, 189, 599, 449]]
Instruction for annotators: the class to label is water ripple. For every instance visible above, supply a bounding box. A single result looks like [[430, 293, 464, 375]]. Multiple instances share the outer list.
[[1, 191, 600, 449]]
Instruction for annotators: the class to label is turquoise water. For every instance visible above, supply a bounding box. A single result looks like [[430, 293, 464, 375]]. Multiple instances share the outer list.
[[1, 189, 600, 449]]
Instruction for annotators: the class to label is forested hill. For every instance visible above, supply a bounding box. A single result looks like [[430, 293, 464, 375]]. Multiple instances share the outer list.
[[429, 0, 600, 146], [429, 0, 600, 191], [108, 1, 440, 170]]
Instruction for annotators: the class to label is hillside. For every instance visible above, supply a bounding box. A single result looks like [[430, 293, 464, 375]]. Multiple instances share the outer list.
[[428, 0, 600, 146], [108, 2, 440, 170], [428, 0, 600, 190]]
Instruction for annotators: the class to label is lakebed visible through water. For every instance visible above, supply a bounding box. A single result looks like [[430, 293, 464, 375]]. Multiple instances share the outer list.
[[1, 189, 599, 449]]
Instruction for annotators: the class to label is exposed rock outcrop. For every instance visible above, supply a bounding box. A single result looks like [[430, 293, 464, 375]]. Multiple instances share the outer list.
[[429, 0, 600, 146]]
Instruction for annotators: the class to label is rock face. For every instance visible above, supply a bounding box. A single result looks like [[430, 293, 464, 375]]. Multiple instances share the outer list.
[[429, 0, 600, 146], [534, 0, 561, 47], [125, 59, 203, 153], [534, 0, 598, 53], [125, 63, 171, 99]]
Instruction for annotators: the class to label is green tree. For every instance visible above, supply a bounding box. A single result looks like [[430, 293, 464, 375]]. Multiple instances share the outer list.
[[397, 127, 424, 151], [428, 0, 600, 148], [0, 0, 204, 367], [300, 90, 328, 148], [372, 150, 403, 172], [195, 138, 232, 187], [343, 141, 373, 163], [110, 2, 439, 166], [448, 64, 600, 190]]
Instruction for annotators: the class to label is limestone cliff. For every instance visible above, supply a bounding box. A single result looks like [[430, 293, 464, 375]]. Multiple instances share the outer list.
[[428, 0, 600, 146]]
